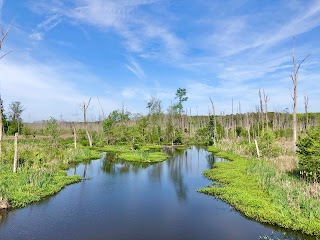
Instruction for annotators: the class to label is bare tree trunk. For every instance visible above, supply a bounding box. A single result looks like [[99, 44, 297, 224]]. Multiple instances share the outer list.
[[291, 38, 309, 151], [231, 99, 234, 138], [246, 113, 251, 144], [13, 133, 18, 173], [304, 93, 309, 131], [83, 98, 93, 147], [259, 89, 264, 133], [209, 97, 217, 145], [263, 90, 270, 130], [254, 139, 260, 158], [73, 125, 77, 149]]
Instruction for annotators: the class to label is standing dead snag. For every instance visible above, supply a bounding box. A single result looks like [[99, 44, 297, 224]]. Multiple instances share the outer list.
[[13, 133, 18, 173], [83, 98, 93, 147], [209, 97, 217, 145], [258, 89, 264, 133], [0, 19, 14, 59], [263, 90, 270, 130], [304, 93, 309, 130], [291, 37, 310, 151]]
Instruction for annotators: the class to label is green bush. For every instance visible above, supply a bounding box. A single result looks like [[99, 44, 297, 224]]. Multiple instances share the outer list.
[[297, 127, 320, 180], [259, 130, 280, 158]]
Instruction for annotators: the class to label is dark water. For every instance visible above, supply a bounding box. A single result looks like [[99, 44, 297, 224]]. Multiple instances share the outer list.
[[0, 146, 314, 240]]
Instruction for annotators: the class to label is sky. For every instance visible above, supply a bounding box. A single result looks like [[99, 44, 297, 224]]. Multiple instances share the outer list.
[[0, 0, 320, 122]]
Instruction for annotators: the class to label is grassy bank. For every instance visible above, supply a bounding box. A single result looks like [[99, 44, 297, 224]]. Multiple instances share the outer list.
[[93, 144, 169, 163], [118, 151, 168, 163], [0, 138, 101, 209], [200, 146, 320, 236]]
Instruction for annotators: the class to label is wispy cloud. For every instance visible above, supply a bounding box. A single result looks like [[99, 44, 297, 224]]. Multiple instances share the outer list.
[[126, 56, 145, 79], [29, 14, 62, 41], [29, 0, 185, 60], [29, 31, 44, 40], [206, 1, 320, 57]]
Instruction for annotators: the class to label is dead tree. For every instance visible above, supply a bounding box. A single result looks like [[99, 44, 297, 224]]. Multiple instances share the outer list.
[[291, 38, 309, 150], [0, 19, 14, 59], [69, 122, 77, 149], [304, 93, 309, 130], [231, 99, 234, 138], [246, 113, 251, 144], [263, 90, 270, 130], [209, 97, 217, 145], [83, 98, 93, 147], [258, 89, 264, 133], [13, 133, 18, 173]]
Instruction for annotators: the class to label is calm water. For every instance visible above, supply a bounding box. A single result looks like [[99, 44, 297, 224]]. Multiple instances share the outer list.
[[0, 146, 314, 240]]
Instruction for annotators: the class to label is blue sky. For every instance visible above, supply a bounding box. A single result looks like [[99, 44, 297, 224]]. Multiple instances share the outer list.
[[0, 0, 320, 121]]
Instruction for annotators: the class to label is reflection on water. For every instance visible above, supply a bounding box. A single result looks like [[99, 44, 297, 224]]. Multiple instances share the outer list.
[[0, 210, 8, 225], [0, 146, 316, 240]]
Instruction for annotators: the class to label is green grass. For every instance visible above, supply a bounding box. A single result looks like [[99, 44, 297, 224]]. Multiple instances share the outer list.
[[199, 149, 320, 236], [92, 145, 132, 153], [118, 151, 169, 163], [175, 145, 190, 151], [0, 138, 101, 209], [93, 144, 168, 163], [0, 167, 81, 208]]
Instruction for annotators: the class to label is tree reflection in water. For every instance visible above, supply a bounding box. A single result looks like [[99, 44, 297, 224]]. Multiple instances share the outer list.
[[0, 210, 8, 226], [164, 147, 189, 203]]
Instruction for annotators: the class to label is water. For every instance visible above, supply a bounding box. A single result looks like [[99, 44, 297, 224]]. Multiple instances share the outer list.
[[0, 146, 314, 239]]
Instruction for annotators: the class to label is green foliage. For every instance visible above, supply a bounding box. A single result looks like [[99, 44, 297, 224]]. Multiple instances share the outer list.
[[173, 87, 188, 114], [258, 130, 280, 158], [6, 121, 22, 135], [274, 129, 293, 139], [297, 127, 320, 180], [236, 126, 244, 137], [45, 117, 60, 140]]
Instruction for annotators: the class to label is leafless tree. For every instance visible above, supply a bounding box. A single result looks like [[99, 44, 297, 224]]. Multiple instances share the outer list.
[[83, 98, 93, 147], [263, 90, 270, 130], [291, 37, 310, 150], [13, 133, 18, 173], [304, 93, 309, 130], [258, 89, 264, 133], [209, 97, 217, 145]]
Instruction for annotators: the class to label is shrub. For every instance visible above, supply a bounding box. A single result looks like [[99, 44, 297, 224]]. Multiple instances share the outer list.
[[297, 127, 320, 181]]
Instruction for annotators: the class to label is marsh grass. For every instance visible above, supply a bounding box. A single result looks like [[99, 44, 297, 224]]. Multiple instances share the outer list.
[[202, 145, 320, 236], [0, 138, 100, 209], [92, 144, 168, 163], [118, 151, 168, 163]]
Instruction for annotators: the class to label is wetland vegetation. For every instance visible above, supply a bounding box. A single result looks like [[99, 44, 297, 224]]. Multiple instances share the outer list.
[[1, 85, 320, 238]]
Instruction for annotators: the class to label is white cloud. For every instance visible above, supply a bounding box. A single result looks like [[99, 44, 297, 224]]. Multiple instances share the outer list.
[[0, 56, 119, 121], [37, 14, 62, 31], [126, 56, 145, 79], [29, 31, 44, 40]]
